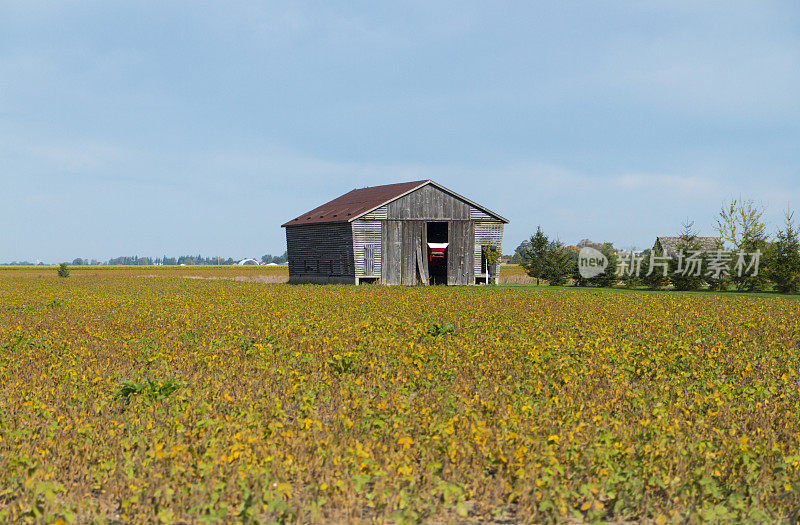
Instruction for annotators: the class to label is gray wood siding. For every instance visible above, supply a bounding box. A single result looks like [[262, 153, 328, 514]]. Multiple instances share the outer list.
[[469, 208, 494, 220], [386, 184, 471, 220], [474, 221, 504, 276], [381, 220, 403, 285], [352, 220, 382, 277], [447, 221, 475, 285], [361, 206, 388, 219], [285, 223, 355, 283]]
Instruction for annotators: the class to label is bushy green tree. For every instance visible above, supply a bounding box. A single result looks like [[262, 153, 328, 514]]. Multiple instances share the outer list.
[[510, 240, 531, 265], [716, 199, 769, 291], [57, 263, 70, 278], [261, 251, 289, 265], [522, 226, 549, 285], [571, 243, 617, 287], [766, 211, 800, 294], [716, 199, 767, 248], [732, 243, 769, 292]]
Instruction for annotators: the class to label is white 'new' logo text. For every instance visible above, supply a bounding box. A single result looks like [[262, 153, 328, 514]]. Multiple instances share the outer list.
[[578, 247, 608, 278]]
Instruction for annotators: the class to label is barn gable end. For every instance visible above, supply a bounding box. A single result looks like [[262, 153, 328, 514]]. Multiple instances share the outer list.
[[355, 182, 505, 223], [386, 184, 471, 220]]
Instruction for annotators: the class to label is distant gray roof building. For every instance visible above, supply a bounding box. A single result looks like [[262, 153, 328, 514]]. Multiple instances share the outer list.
[[654, 236, 722, 257]]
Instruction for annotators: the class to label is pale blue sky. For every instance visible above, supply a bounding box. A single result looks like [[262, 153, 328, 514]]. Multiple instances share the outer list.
[[2, 1, 799, 262]]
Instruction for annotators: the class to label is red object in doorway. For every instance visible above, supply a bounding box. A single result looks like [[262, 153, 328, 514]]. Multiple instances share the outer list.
[[427, 243, 448, 263]]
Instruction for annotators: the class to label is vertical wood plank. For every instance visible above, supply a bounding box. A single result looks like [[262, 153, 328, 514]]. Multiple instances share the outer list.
[[381, 221, 388, 283], [447, 221, 457, 285], [394, 221, 403, 284], [421, 223, 429, 285], [381, 220, 402, 285], [444, 220, 475, 285], [401, 221, 413, 285], [464, 221, 475, 284]]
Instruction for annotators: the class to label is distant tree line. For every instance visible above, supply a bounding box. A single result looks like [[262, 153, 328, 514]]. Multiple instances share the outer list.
[[104, 255, 237, 265], [102, 252, 288, 265], [5, 260, 48, 266], [261, 252, 288, 264], [70, 258, 103, 265], [511, 199, 800, 294], [6, 251, 289, 266]]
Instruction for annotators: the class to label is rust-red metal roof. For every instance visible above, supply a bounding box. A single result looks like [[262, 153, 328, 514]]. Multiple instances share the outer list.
[[281, 180, 428, 227]]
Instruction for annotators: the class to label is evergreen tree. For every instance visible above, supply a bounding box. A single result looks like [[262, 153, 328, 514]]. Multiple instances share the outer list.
[[571, 262, 587, 287], [592, 243, 619, 288], [669, 220, 705, 291], [716, 199, 769, 291], [766, 210, 800, 294], [731, 234, 769, 292], [571, 243, 617, 287], [542, 240, 574, 286], [522, 226, 549, 285], [615, 249, 644, 289], [641, 248, 669, 290]]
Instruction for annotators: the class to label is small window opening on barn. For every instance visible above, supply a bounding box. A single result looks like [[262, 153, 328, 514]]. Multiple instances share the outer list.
[[427, 222, 448, 285]]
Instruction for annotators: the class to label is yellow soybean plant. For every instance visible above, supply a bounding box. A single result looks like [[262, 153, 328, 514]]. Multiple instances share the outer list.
[[1, 271, 799, 523]]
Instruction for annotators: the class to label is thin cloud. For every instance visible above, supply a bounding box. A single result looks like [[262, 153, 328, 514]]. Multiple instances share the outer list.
[[613, 173, 718, 194]]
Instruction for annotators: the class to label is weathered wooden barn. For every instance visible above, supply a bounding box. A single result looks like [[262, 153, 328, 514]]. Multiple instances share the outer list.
[[281, 180, 508, 285]]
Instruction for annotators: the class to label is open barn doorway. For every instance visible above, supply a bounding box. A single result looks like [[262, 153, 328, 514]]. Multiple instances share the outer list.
[[426, 222, 448, 285]]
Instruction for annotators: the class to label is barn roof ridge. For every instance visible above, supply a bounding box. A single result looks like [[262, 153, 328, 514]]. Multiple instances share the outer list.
[[281, 180, 508, 227]]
